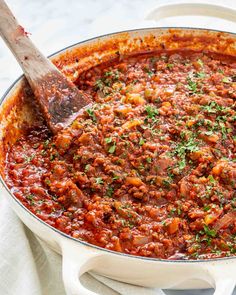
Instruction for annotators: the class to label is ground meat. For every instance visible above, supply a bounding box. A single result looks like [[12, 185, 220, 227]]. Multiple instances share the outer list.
[[5, 50, 236, 260]]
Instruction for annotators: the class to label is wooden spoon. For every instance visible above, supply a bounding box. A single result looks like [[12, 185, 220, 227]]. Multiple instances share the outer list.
[[0, 0, 91, 134]]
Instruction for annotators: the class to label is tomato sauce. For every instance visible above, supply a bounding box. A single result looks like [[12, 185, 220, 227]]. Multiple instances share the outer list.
[[5, 50, 236, 259]]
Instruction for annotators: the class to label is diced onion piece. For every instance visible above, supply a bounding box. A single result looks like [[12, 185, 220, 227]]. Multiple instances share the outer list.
[[133, 235, 152, 246], [213, 211, 236, 231], [115, 105, 132, 115]]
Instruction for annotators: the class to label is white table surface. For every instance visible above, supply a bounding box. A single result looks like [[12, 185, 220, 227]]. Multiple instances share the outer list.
[[0, 0, 235, 294]]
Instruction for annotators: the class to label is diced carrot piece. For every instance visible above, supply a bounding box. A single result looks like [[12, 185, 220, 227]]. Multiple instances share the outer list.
[[125, 177, 143, 186], [186, 120, 195, 127], [162, 101, 171, 107], [124, 93, 145, 105], [204, 214, 215, 225], [168, 218, 180, 234], [122, 119, 143, 130]]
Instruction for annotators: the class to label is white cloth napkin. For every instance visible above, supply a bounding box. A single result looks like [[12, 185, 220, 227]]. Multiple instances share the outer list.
[[0, 197, 229, 295]]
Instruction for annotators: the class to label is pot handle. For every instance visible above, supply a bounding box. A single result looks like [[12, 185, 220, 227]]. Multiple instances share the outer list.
[[61, 239, 102, 295], [202, 264, 236, 295], [145, 2, 236, 23]]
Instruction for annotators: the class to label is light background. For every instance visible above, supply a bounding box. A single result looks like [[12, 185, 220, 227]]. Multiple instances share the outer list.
[[0, 1, 235, 295], [0, 0, 236, 96]]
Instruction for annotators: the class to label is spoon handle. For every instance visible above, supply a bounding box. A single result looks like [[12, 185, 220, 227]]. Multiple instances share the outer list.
[[0, 0, 90, 134], [0, 0, 59, 87]]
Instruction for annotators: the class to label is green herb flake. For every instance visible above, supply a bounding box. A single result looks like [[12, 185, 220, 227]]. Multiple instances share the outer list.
[[84, 164, 90, 172], [73, 154, 80, 161], [146, 157, 152, 163], [187, 77, 198, 94], [167, 63, 174, 69], [196, 72, 206, 78], [43, 139, 50, 148], [145, 68, 154, 77], [203, 225, 217, 238], [139, 138, 145, 146], [86, 108, 97, 122], [145, 105, 159, 119], [33, 143, 40, 149], [197, 59, 204, 67], [222, 77, 231, 84], [106, 186, 114, 197], [108, 143, 116, 154], [49, 154, 56, 161], [26, 194, 34, 203], [94, 79, 104, 90], [95, 177, 104, 185], [24, 154, 35, 163], [178, 159, 186, 170], [112, 174, 120, 181], [208, 175, 215, 184], [202, 101, 229, 114], [45, 179, 51, 186], [105, 137, 113, 144], [203, 205, 211, 212], [162, 179, 172, 189]]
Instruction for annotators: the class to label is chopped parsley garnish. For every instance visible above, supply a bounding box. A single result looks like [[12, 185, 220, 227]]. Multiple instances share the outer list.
[[146, 157, 152, 163], [43, 139, 50, 148], [167, 63, 174, 69], [95, 177, 104, 185], [106, 186, 114, 197], [145, 105, 159, 119], [202, 101, 229, 114], [50, 154, 56, 161], [195, 72, 205, 78], [139, 138, 145, 146], [178, 159, 186, 170], [108, 143, 116, 154], [73, 154, 80, 161], [26, 194, 34, 204], [45, 179, 51, 186], [24, 154, 35, 163], [187, 77, 198, 94], [94, 69, 120, 92], [203, 225, 217, 238], [86, 108, 97, 122], [144, 68, 154, 77], [105, 137, 113, 144], [174, 135, 199, 158], [162, 179, 172, 189], [208, 175, 215, 184], [197, 59, 204, 67], [84, 164, 90, 172], [94, 79, 104, 90], [203, 205, 211, 211], [112, 174, 120, 181], [222, 77, 231, 84]]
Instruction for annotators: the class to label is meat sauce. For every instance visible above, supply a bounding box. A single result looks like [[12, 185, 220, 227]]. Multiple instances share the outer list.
[[5, 50, 236, 259]]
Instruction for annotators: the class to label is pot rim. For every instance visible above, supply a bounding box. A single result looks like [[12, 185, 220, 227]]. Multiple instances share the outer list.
[[1, 26, 236, 264]]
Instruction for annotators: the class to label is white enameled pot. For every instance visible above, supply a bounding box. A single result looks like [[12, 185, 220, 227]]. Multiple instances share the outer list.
[[0, 4, 236, 295]]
